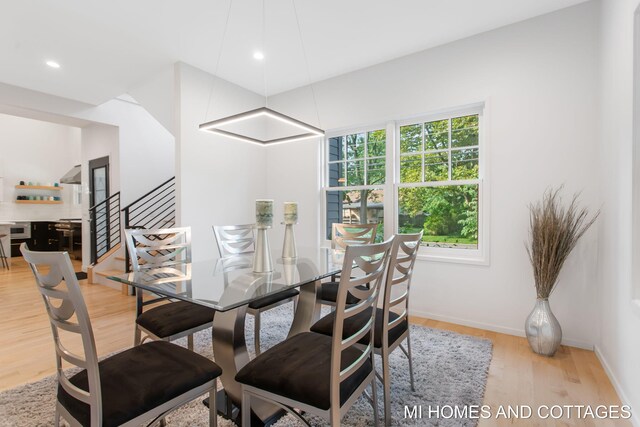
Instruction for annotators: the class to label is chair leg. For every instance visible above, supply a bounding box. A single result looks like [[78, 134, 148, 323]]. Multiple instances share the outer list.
[[242, 388, 251, 427], [211, 327, 216, 361], [134, 325, 142, 346], [0, 240, 8, 270], [209, 380, 218, 427], [371, 377, 379, 427], [254, 311, 261, 356], [159, 418, 166, 427], [188, 334, 194, 351], [330, 406, 341, 426], [382, 348, 391, 427], [406, 332, 415, 392], [54, 405, 60, 427]]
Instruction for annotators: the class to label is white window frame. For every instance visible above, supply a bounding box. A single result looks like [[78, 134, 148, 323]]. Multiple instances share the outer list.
[[321, 123, 390, 243], [320, 102, 490, 265], [395, 104, 489, 265], [632, 6, 640, 316]]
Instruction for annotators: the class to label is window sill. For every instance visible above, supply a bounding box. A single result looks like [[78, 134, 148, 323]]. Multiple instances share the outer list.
[[416, 252, 489, 266]]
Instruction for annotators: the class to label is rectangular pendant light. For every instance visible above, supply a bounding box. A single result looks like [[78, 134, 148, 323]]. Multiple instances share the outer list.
[[199, 107, 324, 146]]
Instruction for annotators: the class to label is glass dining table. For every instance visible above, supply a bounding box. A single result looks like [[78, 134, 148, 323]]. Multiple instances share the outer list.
[[108, 246, 345, 424]]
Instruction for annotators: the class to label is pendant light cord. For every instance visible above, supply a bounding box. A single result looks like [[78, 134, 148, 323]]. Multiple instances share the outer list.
[[262, 0, 268, 107], [291, 0, 321, 128], [204, 0, 234, 122]]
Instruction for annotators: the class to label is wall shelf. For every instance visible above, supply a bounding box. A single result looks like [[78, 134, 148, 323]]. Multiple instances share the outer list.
[[15, 185, 63, 191], [15, 200, 63, 204]]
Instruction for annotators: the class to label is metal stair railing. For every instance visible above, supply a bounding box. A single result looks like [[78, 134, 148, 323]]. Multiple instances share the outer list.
[[89, 192, 121, 265], [122, 177, 176, 271]]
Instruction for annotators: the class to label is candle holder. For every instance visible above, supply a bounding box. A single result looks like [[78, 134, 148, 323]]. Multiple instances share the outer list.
[[282, 222, 297, 259], [282, 257, 296, 285], [253, 225, 273, 273]]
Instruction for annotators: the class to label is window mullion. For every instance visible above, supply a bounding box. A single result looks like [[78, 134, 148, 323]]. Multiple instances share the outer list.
[[421, 123, 425, 182], [448, 118, 452, 181], [363, 132, 368, 186]]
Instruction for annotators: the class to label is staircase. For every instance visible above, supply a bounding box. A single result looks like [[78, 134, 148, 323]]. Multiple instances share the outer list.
[[88, 177, 175, 291]]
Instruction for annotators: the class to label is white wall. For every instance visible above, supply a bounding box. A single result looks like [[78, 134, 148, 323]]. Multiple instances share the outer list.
[[0, 85, 175, 209], [0, 113, 81, 220], [80, 123, 119, 267], [175, 63, 268, 261], [268, 2, 601, 348], [128, 65, 176, 136], [597, 0, 640, 423]]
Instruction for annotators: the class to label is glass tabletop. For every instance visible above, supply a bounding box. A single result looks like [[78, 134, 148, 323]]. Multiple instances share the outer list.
[[107, 246, 345, 312]]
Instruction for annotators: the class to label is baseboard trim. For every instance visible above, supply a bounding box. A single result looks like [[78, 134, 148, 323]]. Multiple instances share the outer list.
[[594, 346, 639, 427], [411, 309, 594, 350]]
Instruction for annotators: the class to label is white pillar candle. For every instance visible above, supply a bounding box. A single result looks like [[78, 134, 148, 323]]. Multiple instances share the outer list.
[[284, 201, 298, 224], [255, 199, 274, 227]]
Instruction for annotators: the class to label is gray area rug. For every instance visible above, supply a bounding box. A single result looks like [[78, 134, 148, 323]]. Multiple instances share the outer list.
[[0, 304, 492, 426]]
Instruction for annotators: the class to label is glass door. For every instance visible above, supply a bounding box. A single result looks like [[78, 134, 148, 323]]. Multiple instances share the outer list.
[[89, 156, 109, 261]]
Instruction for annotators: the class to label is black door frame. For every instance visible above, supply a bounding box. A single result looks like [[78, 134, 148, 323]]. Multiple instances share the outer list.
[[89, 156, 110, 263]]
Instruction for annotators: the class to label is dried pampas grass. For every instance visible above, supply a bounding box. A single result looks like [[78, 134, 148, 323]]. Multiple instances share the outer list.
[[527, 187, 599, 299]]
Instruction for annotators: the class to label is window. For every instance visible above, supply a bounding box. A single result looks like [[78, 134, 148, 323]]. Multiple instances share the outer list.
[[325, 129, 386, 241], [322, 104, 487, 263], [397, 114, 480, 250]]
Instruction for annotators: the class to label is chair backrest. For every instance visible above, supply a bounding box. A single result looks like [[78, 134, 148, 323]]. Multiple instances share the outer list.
[[124, 227, 192, 316], [20, 243, 103, 425], [124, 227, 192, 273], [330, 237, 394, 409], [381, 232, 423, 347], [331, 223, 377, 250], [213, 224, 255, 257]]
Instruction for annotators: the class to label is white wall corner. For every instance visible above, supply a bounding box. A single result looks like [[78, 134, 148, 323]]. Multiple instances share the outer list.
[[594, 346, 640, 427]]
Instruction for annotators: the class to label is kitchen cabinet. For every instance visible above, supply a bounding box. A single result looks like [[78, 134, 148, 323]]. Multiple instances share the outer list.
[[10, 238, 29, 257], [31, 222, 60, 252]]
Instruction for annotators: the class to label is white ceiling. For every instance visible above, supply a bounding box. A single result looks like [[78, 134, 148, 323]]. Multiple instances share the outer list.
[[0, 0, 589, 106]]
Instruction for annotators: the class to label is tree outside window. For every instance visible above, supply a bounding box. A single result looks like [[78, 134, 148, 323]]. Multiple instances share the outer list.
[[326, 130, 385, 241], [398, 114, 480, 249]]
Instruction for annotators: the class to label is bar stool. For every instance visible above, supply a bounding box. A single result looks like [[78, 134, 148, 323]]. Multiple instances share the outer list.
[[0, 234, 9, 270]]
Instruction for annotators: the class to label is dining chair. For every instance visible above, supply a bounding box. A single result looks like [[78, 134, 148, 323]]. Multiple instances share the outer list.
[[320, 222, 378, 307], [0, 233, 9, 270], [311, 231, 423, 425], [213, 224, 299, 356], [236, 237, 395, 427], [124, 227, 216, 351], [20, 243, 222, 427]]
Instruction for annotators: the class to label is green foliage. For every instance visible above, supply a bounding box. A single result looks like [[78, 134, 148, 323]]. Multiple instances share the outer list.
[[397, 114, 480, 246], [375, 222, 384, 243], [458, 197, 478, 239]]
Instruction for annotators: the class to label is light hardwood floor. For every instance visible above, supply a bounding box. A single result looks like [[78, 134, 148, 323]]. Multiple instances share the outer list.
[[0, 258, 629, 426]]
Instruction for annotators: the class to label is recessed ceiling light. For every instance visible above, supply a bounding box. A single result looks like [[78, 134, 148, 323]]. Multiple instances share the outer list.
[[45, 60, 61, 69], [253, 51, 265, 61]]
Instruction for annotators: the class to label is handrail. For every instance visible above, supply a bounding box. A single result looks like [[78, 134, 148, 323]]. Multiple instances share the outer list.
[[121, 176, 175, 212], [88, 191, 119, 213]]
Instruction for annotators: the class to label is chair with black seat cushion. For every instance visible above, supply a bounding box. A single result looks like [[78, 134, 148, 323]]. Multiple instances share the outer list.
[[320, 223, 378, 307], [311, 232, 423, 425], [213, 224, 299, 356], [125, 227, 215, 351], [20, 243, 222, 427], [236, 237, 395, 427]]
